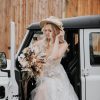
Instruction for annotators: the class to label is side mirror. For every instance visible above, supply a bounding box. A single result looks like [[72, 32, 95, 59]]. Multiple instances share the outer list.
[[0, 52, 7, 69]]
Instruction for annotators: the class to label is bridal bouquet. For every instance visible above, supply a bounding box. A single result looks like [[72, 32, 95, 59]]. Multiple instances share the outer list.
[[18, 45, 46, 79]]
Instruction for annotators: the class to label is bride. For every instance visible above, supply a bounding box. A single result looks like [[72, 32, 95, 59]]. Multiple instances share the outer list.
[[30, 16, 78, 100]]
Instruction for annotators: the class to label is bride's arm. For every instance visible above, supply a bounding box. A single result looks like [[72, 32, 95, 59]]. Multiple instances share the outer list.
[[50, 33, 69, 60]]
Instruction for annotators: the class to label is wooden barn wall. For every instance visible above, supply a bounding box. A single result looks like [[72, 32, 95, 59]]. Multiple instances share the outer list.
[[66, 0, 100, 17], [0, 0, 65, 58], [0, 0, 100, 58]]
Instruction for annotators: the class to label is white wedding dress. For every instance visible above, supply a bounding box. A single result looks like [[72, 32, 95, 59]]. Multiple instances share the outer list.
[[30, 53, 78, 100]]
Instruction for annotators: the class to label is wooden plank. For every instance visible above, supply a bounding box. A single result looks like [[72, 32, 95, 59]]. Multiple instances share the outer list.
[[0, 0, 3, 51], [92, 0, 98, 15], [5, 0, 11, 58], [1, 0, 6, 53], [16, 0, 20, 51], [98, 0, 100, 14]]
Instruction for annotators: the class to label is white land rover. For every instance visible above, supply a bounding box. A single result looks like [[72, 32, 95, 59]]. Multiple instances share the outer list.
[[0, 15, 100, 100]]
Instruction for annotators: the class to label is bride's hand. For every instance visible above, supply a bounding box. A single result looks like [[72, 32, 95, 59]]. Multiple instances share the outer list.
[[56, 31, 64, 43]]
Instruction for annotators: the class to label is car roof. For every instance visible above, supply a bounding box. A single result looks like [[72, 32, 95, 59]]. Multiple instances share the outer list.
[[27, 15, 100, 30]]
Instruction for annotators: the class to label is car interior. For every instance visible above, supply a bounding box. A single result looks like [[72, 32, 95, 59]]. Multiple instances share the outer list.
[[61, 29, 81, 99]]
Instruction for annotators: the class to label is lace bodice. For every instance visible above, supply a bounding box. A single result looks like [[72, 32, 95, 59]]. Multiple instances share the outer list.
[[43, 57, 62, 78], [32, 39, 63, 79]]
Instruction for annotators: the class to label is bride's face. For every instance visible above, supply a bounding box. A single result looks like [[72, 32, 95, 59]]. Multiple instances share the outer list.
[[43, 24, 54, 40]]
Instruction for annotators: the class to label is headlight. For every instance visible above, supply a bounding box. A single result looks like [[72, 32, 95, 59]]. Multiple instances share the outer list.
[[0, 86, 5, 99]]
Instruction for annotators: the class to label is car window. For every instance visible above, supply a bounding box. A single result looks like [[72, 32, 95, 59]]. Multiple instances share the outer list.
[[29, 31, 43, 46], [89, 32, 100, 65]]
